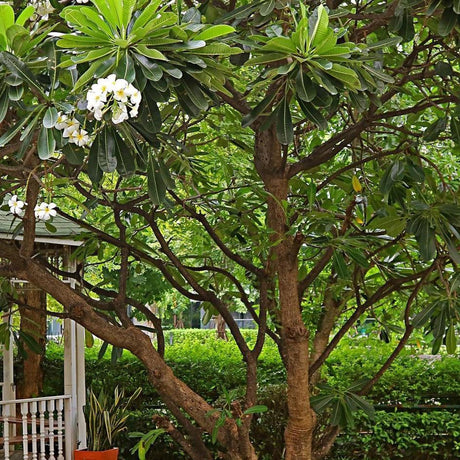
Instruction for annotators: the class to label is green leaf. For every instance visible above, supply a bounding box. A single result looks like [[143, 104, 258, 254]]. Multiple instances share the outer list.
[[370, 215, 406, 237], [133, 53, 164, 81], [399, 11, 415, 42], [0, 90, 9, 124], [88, 137, 103, 185], [181, 77, 208, 111], [263, 36, 297, 54], [85, 329, 94, 348], [0, 5, 14, 46], [446, 323, 457, 354], [310, 5, 329, 48], [131, 0, 162, 33], [0, 51, 46, 98], [275, 97, 293, 145], [311, 393, 335, 413], [362, 64, 395, 84], [0, 111, 35, 147], [138, 94, 162, 133], [451, 117, 460, 144], [432, 335, 442, 354], [423, 117, 447, 141], [242, 91, 277, 128], [15, 5, 34, 26], [415, 218, 436, 260], [121, 0, 136, 29], [113, 130, 136, 176], [37, 127, 56, 160], [115, 53, 136, 83], [72, 59, 105, 93], [194, 25, 235, 41], [158, 159, 175, 189], [332, 250, 349, 279], [191, 43, 242, 56], [326, 64, 361, 91], [147, 154, 167, 205], [345, 248, 369, 268], [8, 85, 23, 101], [298, 99, 327, 130], [134, 45, 168, 61], [43, 106, 58, 129], [62, 143, 85, 165], [295, 70, 316, 102], [260, 0, 276, 16], [438, 8, 457, 36], [97, 127, 117, 172], [366, 37, 402, 50], [91, 0, 120, 29], [454, 0, 460, 13], [434, 61, 453, 77], [243, 405, 268, 415]]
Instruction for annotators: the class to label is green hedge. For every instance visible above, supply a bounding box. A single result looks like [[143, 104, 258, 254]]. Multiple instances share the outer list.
[[41, 332, 459, 459], [331, 411, 460, 459]]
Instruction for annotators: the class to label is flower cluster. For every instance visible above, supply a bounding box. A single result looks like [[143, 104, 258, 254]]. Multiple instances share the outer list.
[[54, 113, 90, 147], [7, 195, 57, 221], [86, 75, 142, 124]]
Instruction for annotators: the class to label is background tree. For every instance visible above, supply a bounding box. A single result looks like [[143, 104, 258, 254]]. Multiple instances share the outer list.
[[0, 1, 459, 459]]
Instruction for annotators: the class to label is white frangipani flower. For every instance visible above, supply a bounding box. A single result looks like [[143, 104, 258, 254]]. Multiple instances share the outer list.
[[54, 112, 69, 130], [62, 118, 80, 138], [112, 103, 129, 124], [69, 128, 90, 147], [105, 74, 118, 92], [36, 202, 57, 221], [113, 79, 129, 103], [87, 89, 106, 111], [8, 195, 25, 216]]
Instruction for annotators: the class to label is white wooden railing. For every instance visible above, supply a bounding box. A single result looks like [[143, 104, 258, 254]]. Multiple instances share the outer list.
[[0, 395, 70, 460]]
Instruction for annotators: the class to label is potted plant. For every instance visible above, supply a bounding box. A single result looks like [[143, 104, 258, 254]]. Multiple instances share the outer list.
[[75, 386, 142, 460]]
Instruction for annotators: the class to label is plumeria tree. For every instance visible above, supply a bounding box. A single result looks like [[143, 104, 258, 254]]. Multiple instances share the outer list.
[[1, 0, 460, 459]]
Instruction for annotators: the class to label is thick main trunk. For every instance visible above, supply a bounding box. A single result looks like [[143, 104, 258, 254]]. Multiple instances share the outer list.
[[255, 127, 316, 460], [17, 287, 47, 398]]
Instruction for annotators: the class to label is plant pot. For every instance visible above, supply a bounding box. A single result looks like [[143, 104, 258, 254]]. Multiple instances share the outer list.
[[74, 448, 119, 460]]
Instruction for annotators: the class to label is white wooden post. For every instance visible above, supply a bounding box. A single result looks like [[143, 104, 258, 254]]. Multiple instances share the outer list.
[[64, 255, 87, 458], [2, 309, 16, 455], [64, 318, 78, 460], [76, 322, 86, 449]]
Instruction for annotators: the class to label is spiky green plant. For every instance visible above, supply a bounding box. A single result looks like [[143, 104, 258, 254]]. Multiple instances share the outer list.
[[85, 386, 142, 451]]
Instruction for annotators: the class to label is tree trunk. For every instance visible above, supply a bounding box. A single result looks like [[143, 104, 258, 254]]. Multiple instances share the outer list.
[[215, 314, 228, 340], [254, 127, 316, 460], [17, 286, 47, 398]]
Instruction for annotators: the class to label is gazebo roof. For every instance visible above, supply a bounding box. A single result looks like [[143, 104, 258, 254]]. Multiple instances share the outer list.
[[0, 210, 83, 246]]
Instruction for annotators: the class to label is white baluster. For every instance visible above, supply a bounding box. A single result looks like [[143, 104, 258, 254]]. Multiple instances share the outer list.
[[21, 401, 29, 460], [3, 412, 10, 460], [30, 401, 38, 460], [39, 400, 47, 460], [47, 399, 56, 460], [56, 399, 64, 460]]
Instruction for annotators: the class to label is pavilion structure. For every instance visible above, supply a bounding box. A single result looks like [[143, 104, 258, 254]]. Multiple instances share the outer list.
[[0, 210, 87, 459]]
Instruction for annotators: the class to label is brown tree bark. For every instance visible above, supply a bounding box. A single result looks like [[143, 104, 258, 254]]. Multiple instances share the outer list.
[[215, 314, 228, 340], [17, 287, 47, 399], [254, 127, 316, 460]]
